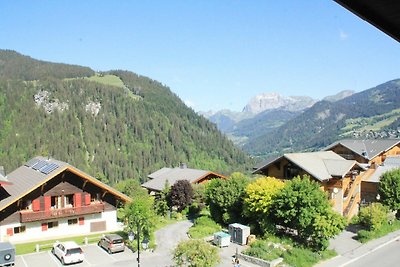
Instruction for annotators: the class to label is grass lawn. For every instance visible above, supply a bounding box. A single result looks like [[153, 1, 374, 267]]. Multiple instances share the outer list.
[[188, 215, 222, 239], [14, 232, 114, 255], [243, 235, 337, 267], [356, 220, 400, 243], [85, 74, 125, 88]]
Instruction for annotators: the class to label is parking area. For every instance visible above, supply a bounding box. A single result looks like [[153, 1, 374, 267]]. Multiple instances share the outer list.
[[15, 244, 136, 267]]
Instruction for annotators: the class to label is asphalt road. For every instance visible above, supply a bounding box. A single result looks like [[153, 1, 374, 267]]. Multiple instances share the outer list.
[[343, 238, 400, 267]]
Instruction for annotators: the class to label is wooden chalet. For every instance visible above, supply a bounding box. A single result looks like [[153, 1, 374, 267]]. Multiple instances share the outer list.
[[253, 151, 366, 218], [0, 156, 130, 243], [324, 139, 400, 166], [325, 139, 400, 203], [142, 164, 226, 194]]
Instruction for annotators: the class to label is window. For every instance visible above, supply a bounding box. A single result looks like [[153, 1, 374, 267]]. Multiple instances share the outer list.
[[48, 221, 59, 229], [284, 163, 300, 179], [14, 226, 26, 234], [51, 196, 62, 209], [65, 194, 74, 207], [91, 193, 101, 203], [24, 200, 32, 210], [68, 218, 78, 225]]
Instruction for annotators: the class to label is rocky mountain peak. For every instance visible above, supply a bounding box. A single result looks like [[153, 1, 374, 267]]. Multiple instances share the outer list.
[[242, 92, 316, 114]]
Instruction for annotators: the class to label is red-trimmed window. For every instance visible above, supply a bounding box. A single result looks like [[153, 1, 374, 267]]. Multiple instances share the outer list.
[[78, 217, 84, 225], [32, 199, 40, 211], [41, 223, 48, 231]]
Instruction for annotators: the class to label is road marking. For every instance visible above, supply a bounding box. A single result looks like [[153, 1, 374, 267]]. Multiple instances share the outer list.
[[97, 245, 117, 261], [49, 250, 62, 266], [341, 236, 400, 267], [20, 255, 28, 267]]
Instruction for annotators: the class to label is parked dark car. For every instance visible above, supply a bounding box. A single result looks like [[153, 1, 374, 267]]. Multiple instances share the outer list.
[[98, 234, 125, 254]]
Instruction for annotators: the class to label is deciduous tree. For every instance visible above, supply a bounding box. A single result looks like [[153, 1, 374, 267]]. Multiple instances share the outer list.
[[270, 176, 346, 250], [378, 168, 400, 217], [173, 239, 220, 267], [205, 173, 249, 224], [169, 180, 194, 212], [244, 176, 284, 216]]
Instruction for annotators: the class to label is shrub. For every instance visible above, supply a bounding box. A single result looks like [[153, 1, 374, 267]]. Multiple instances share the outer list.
[[357, 219, 400, 243], [243, 240, 285, 261], [358, 203, 389, 230], [188, 216, 222, 239], [282, 247, 336, 267], [173, 239, 220, 267]]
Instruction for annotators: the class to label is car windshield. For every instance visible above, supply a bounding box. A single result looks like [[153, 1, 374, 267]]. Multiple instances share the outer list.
[[112, 239, 123, 244], [67, 248, 82, 254]]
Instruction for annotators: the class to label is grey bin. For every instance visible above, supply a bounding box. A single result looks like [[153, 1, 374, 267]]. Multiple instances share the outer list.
[[229, 223, 250, 245], [213, 231, 231, 247], [0, 242, 15, 267]]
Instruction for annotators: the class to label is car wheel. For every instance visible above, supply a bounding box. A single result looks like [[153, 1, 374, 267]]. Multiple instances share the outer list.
[[108, 248, 112, 254], [61, 257, 65, 265]]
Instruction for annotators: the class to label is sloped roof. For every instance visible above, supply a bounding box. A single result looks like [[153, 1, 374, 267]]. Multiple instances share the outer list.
[[325, 139, 400, 161], [0, 156, 131, 211], [253, 151, 363, 182], [364, 155, 400, 183], [142, 167, 224, 192], [148, 167, 173, 179]]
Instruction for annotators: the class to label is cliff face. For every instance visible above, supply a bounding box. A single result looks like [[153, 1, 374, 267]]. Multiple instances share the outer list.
[[242, 92, 316, 114]]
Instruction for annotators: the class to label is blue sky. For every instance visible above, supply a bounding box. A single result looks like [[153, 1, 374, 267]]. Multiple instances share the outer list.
[[1, 1, 399, 112]]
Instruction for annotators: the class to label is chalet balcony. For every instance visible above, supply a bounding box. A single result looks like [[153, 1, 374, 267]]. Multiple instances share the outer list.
[[20, 202, 105, 223]]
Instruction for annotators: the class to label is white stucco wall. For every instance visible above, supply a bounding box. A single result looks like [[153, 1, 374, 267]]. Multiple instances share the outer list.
[[0, 210, 122, 243]]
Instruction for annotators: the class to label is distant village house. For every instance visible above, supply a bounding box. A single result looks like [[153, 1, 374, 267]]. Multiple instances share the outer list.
[[142, 163, 225, 194]]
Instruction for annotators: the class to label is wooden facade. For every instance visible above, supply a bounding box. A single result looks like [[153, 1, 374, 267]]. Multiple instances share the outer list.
[[256, 157, 364, 218], [328, 142, 400, 166], [0, 159, 130, 242]]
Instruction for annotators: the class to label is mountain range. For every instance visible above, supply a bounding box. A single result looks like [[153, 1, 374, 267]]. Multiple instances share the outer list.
[[243, 80, 400, 157], [0, 50, 251, 184], [202, 90, 355, 147]]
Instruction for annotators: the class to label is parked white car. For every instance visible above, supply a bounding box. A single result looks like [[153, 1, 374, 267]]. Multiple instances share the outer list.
[[51, 241, 84, 265]]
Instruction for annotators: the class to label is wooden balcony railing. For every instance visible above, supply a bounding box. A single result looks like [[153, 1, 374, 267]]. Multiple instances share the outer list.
[[20, 202, 105, 223]]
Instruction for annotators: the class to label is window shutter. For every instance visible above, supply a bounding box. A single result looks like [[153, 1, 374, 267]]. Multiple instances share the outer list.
[[41, 223, 48, 231], [78, 217, 84, 225], [44, 196, 51, 211], [32, 199, 40, 211], [74, 193, 82, 208], [6, 228, 13, 236], [84, 193, 91, 205]]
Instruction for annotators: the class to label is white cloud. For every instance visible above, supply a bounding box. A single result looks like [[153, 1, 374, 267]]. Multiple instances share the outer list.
[[339, 29, 348, 40], [184, 99, 195, 109]]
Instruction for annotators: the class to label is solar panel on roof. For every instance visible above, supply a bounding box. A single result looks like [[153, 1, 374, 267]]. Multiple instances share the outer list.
[[32, 160, 48, 170], [25, 158, 40, 168], [40, 163, 59, 174]]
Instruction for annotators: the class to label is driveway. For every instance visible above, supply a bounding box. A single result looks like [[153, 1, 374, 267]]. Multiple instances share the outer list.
[[140, 220, 193, 267]]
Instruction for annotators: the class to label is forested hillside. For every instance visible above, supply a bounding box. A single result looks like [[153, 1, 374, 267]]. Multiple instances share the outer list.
[[0, 50, 251, 184], [244, 79, 400, 157]]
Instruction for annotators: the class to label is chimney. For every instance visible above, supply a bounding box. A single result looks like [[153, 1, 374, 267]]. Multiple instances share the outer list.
[[0, 166, 5, 177], [180, 163, 187, 169]]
